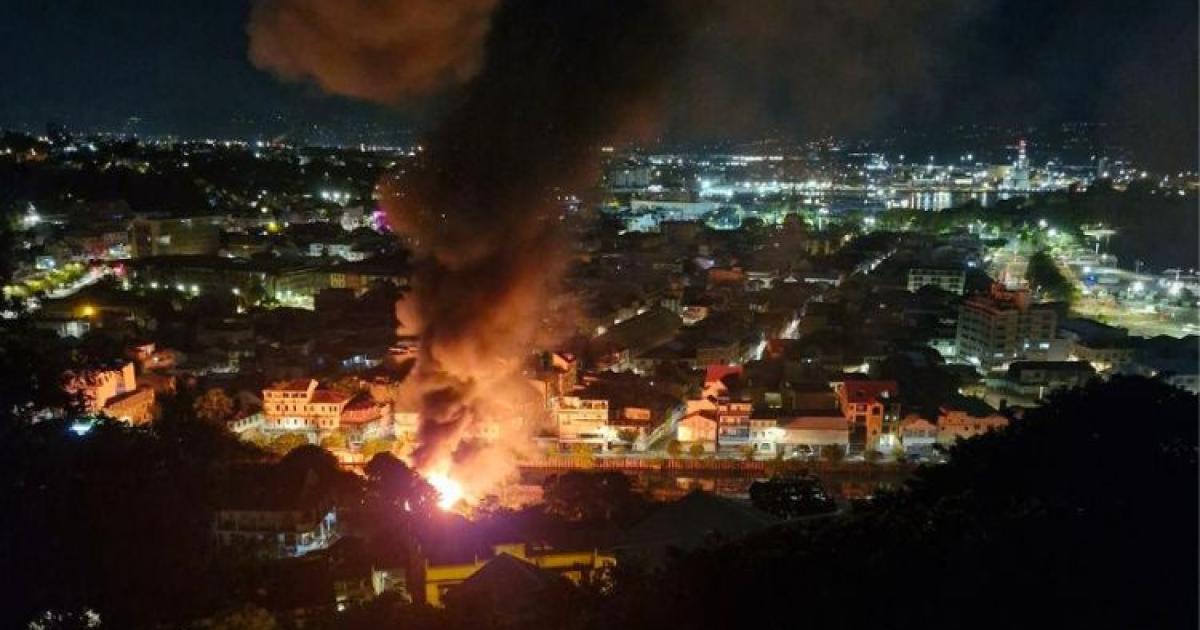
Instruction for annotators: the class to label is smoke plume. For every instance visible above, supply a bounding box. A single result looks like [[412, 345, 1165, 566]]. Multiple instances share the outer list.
[[385, 0, 698, 494], [251, 0, 699, 494], [254, 0, 1133, 496], [247, 0, 497, 103]]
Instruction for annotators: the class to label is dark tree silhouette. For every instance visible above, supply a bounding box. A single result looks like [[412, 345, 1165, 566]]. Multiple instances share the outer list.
[[591, 377, 1198, 630]]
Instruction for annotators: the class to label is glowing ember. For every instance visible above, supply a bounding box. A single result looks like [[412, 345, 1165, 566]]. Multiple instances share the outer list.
[[427, 473, 464, 511]]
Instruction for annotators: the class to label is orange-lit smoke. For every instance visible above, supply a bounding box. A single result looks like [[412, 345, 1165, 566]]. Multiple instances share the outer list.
[[377, 0, 699, 499], [249, 0, 701, 499], [247, 0, 496, 104]]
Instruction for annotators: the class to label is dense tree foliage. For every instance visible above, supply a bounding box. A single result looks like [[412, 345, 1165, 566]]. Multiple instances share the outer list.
[[592, 377, 1197, 630], [1026, 248, 1075, 303], [0, 417, 267, 626], [748, 475, 836, 518], [194, 388, 236, 425], [337, 378, 1197, 630], [541, 471, 647, 524], [364, 453, 437, 516]]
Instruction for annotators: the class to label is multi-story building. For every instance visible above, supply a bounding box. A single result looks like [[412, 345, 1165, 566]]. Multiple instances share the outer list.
[[214, 505, 338, 558], [262, 379, 352, 433], [715, 401, 752, 451], [907, 268, 966, 295], [338, 396, 392, 444], [550, 396, 612, 450], [832, 380, 900, 452], [999, 360, 1096, 401], [213, 468, 339, 558], [956, 284, 1057, 369]]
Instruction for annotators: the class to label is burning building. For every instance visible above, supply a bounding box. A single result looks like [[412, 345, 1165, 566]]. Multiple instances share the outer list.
[[249, 0, 698, 500]]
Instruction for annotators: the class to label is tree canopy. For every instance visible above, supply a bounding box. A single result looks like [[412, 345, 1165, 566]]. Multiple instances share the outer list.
[[593, 377, 1198, 630]]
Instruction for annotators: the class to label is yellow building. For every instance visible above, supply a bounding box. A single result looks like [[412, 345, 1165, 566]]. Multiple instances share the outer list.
[[422, 543, 615, 607]]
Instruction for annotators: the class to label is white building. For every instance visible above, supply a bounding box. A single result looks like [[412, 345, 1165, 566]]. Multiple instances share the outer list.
[[907, 268, 966, 295], [551, 396, 612, 450]]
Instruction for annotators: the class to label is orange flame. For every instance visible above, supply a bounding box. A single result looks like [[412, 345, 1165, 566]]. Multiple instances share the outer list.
[[427, 472, 465, 511]]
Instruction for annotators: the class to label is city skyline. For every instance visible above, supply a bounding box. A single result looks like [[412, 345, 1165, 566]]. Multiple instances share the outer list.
[[1, 0, 1196, 169], [0, 1, 1195, 627]]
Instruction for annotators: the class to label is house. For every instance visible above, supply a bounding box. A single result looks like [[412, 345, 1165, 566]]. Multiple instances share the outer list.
[[1059, 318, 1134, 372], [213, 503, 337, 557], [262, 379, 352, 433], [778, 411, 850, 457], [338, 395, 392, 444], [937, 396, 1008, 443], [102, 387, 157, 424], [65, 361, 156, 424], [550, 396, 612, 451], [898, 414, 938, 456], [676, 410, 717, 451], [1001, 360, 1096, 400], [441, 553, 574, 619], [675, 366, 749, 452], [746, 408, 849, 457], [1119, 335, 1200, 394], [832, 379, 900, 452], [421, 543, 614, 607], [213, 466, 339, 558], [570, 371, 684, 451]]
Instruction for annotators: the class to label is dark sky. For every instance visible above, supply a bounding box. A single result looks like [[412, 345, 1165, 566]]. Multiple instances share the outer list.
[[0, 0, 415, 140], [0, 0, 1195, 166]]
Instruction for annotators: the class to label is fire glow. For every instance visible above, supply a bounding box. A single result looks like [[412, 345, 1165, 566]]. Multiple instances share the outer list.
[[427, 472, 465, 511]]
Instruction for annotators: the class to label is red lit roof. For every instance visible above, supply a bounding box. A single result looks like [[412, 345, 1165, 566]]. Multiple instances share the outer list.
[[841, 380, 898, 404], [341, 394, 376, 411], [705, 364, 743, 384], [310, 390, 351, 404]]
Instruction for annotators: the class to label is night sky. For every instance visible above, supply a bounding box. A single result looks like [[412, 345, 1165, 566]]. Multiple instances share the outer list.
[[1, 0, 1195, 166]]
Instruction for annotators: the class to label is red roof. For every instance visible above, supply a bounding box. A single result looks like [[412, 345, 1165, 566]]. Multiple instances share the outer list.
[[342, 394, 376, 411], [841, 380, 898, 404], [310, 390, 351, 404], [705, 364, 743, 384]]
